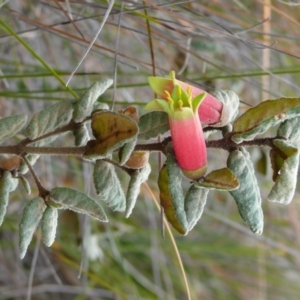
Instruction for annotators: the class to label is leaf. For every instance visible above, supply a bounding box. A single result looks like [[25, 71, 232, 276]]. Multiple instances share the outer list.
[[19, 176, 31, 195], [268, 139, 299, 204], [212, 90, 240, 125], [184, 185, 209, 231], [227, 149, 264, 235], [93, 160, 126, 212], [270, 138, 298, 181], [73, 124, 90, 146], [194, 168, 239, 191], [84, 111, 138, 160], [0, 115, 28, 144], [25, 100, 74, 140], [93, 102, 110, 112], [0, 171, 15, 226], [277, 117, 300, 144], [138, 111, 169, 140], [9, 177, 19, 192], [119, 137, 138, 166], [158, 152, 188, 235], [41, 206, 58, 247], [73, 79, 113, 123], [232, 98, 300, 143], [19, 197, 46, 259], [49, 187, 108, 222], [125, 163, 151, 218]]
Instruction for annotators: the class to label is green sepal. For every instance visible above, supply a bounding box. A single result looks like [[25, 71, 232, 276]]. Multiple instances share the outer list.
[[194, 168, 239, 191], [93, 160, 126, 212], [41, 206, 58, 247], [155, 99, 173, 115], [138, 111, 169, 140], [171, 85, 189, 108], [125, 163, 151, 218], [227, 149, 264, 235], [148, 76, 173, 96], [19, 197, 46, 259], [232, 97, 300, 143], [184, 185, 209, 231], [192, 93, 206, 114], [49, 187, 108, 222], [268, 139, 299, 204], [144, 99, 166, 112]]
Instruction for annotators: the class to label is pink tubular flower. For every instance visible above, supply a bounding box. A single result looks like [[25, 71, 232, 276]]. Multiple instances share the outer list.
[[148, 71, 228, 127], [145, 84, 207, 180]]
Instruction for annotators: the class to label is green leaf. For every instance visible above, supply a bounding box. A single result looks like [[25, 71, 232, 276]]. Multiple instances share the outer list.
[[73, 124, 90, 146], [212, 90, 240, 126], [227, 149, 264, 235], [0, 171, 15, 226], [277, 117, 300, 144], [19, 197, 46, 259], [84, 111, 138, 160], [270, 138, 298, 182], [125, 163, 151, 218], [93, 160, 126, 212], [184, 185, 209, 231], [19, 176, 31, 195], [0, 115, 28, 144], [138, 111, 169, 140], [9, 177, 19, 192], [92, 102, 110, 112], [49, 187, 108, 222], [268, 139, 299, 204], [194, 168, 239, 191], [73, 79, 113, 123], [269, 149, 282, 182], [232, 98, 300, 143], [25, 100, 74, 140], [158, 151, 188, 235], [41, 206, 58, 247], [119, 137, 138, 166]]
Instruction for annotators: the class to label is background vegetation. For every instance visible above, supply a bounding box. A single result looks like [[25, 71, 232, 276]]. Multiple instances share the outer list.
[[1, 0, 300, 299]]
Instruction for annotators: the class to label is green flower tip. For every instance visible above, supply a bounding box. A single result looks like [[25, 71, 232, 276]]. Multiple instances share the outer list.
[[182, 164, 207, 180]]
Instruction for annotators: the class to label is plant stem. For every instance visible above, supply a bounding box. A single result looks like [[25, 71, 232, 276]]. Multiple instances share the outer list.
[[0, 145, 86, 156], [0, 136, 281, 157]]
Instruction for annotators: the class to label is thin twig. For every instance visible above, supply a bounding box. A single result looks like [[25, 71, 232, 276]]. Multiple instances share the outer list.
[[22, 156, 48, 197]]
